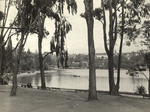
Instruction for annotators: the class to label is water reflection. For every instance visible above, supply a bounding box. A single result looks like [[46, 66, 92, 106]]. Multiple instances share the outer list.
[[18, 69, 148, 93]]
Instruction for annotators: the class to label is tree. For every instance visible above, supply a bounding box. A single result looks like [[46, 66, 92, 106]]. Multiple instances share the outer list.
[[116, 0, 150, 93], [93, 0, 150, 95], [37, 12, 47, 89], [84, 0, 97, 100], [115, 0, 125, 92], [127, 51, 150, 97], [27, 0, 77, 89], [10, 0, 38, 96], [98, 0, 118, 95], [53, 18, 72, 69], [0, 0, 11, 85], [0, 0, 19, 85]]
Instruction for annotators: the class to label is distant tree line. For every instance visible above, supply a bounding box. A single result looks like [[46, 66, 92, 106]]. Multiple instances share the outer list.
[[68, 51, 147, 70], [4, 50, 146, 72]]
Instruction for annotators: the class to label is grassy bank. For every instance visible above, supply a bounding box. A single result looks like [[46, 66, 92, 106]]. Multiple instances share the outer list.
[[0, 85, 150, 112]]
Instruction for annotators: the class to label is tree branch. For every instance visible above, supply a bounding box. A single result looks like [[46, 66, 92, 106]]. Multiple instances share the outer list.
[[4, 0, 11, 26], [141, 71, 149, 82], [43, 52, 53, 60], [11, 40, 21, 52], [113, 0, 118, 47], [0, 26, 23, 30], [102, 0, 109, 55], [3, 31, 20, 47]]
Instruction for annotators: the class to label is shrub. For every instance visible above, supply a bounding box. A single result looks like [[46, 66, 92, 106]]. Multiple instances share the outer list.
[[136, 85, 146, 95]]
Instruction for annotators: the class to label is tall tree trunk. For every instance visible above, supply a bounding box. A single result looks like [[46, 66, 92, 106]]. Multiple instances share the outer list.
[[10, 7, 27, 95], [38, 36, 46, 89], [38, 14, 46, 89], [148, 67, 150, 98], [0, 39, 3, 85], [84, 0, 97, 100], [108, 0, 118, 95], [116, 0, 125, 92], [0, 13, 5, 85], [0, 44, 4, 85], [0, 22, 2, 83], [10, 32, 26, 96]]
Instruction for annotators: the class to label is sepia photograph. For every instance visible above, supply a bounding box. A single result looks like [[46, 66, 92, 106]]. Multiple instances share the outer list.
[[0, 0, 150, 112]]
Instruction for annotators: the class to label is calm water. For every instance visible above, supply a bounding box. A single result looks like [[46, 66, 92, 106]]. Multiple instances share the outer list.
[[18, 69, 149, 93]]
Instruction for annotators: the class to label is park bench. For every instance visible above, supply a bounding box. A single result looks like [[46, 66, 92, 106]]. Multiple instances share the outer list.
[[143, 94, 150, 98]]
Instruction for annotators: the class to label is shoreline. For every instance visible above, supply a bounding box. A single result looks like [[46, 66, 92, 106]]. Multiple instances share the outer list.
[[18, 84, 145, 99]]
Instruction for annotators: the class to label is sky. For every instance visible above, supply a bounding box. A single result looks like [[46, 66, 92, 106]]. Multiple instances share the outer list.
[[1, 0, 146, 54]]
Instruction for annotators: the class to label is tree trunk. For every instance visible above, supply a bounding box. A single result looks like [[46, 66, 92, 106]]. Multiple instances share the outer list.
[[108, 0, 118, 95], [108, 54, 118, 95], [38, 14, 46, 89], [0, 19, 4, 85], [84, 0, 97, 100], [0, 35, 2, 84], [10, 60, 19, 96], [148, 67, 150, 98], [38, 36, 46, 89], [116, 0, 125, 92], [0, 45, 4, 85], [10, 32, 25, 96]]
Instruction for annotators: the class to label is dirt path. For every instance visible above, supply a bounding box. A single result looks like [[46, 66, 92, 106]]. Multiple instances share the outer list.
[[0, 85, 150, 112]]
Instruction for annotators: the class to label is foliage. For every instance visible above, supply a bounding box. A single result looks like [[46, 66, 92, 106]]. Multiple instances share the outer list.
[[13, 50, 57, 71], [136, 85, 146, 95], [93, 0, 150, 44], [20, 49, 34, 71], [18, 0, 77, 69], [123, 0, 150, 44], [48, 0, 76, 68], [5, 39, 13, 73], [113, 55, 129, 69], [9, 50, 150, 71], [92, 0, 150, 95], [93, 8, 103, 21], [140, 20, 150, 48], [144, 52, 150, 68], [44, 53, 56, 70], [51, 18, 72, 56]]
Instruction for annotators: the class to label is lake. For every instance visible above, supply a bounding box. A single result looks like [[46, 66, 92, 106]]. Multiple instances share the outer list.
[[18, 69, 149, 93]]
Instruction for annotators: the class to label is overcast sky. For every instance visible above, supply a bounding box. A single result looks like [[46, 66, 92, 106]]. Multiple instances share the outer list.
[[1, 0, 146, 54]]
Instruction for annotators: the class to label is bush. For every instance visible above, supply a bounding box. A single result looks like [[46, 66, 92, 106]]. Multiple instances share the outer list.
[[136, 85, 146, 95]]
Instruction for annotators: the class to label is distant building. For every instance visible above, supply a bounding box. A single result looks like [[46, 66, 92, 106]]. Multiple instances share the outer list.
[[95, 52, 140, 60]]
